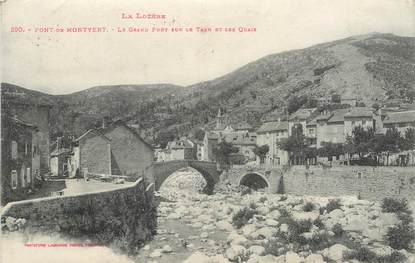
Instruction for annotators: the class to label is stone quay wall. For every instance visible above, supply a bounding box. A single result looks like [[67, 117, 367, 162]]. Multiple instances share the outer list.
[[1, 178, 156, 252], [224, 165, 415, 201]]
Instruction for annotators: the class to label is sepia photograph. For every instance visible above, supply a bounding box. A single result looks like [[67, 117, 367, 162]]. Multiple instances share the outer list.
[[1, 0, 415, 262]]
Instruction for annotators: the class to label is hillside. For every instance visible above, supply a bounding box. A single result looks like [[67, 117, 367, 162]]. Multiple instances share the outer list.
[[2, 33, 414, 141]]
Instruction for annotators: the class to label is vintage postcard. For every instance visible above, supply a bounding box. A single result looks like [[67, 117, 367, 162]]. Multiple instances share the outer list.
[[1, 0, 415, 262]]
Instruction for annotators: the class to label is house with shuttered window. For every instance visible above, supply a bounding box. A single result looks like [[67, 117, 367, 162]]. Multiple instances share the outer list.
[[1, 116, 39, 205]]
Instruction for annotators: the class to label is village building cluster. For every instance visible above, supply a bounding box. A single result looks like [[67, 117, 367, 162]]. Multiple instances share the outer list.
[[1, 99, 154, 204], [2, 91, 415, 204], [156, 99, 415, 167]]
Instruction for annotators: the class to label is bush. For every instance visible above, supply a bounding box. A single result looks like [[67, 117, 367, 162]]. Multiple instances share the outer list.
[[308, 232, 332, 250], [397, 211, 414, 225], [280, 195, 288, 201], [232, 207, 257, 229], [287, 219, 313, 244], [386, 223, 415, 250], [344, 247, 376, 262], [344, 247, 407, 263], [381, 198, 409, 214], [326, 199, 341, 213], [264, 238, 285, 256], [303, 202, 315, 212], [313, 218, 325, 229], [332, 223, 344, 237]]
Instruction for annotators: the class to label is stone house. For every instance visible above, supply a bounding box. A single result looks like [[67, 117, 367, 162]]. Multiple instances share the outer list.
[[203, 132, 219, 162], [288, 108, 317, 137], [69, 129, 111, 177], [382, 110, 415, 134], [50, 148, 71, 177], [256, 121, 289, 165], [1, 116, 39, 205], [156, 138, 197, 161], [313, 107, 376, 148], [315, 109, 349, 147], [1, 99, 51, 174], [100, 120, 154, 175], [192, 139, 204, 161], [343, 107, 376, 137], [69, 120, 154, 177], [222, 132, 257, 162]]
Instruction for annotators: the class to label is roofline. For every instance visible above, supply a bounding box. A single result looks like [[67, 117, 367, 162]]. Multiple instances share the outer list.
[[73, 129, 111, 143], [103, 120, 154, 151]]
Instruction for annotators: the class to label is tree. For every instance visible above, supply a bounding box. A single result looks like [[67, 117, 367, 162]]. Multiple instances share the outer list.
[[287, 95, 308, 114], [213, 141, 239, 169], [155, 129, 175, 148], [403, 128, 415, 150], [317, 142, 345, 161], [345, 126, 376, 158], [253, 145, 269, 164], [377, 127, 404, 165], [193, 128, 205, 141], [278, 132, 308, 165]]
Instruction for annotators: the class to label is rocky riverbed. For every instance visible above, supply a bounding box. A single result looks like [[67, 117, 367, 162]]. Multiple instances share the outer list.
[[135, 168, 415, 263], [2, 168, 414, 263]]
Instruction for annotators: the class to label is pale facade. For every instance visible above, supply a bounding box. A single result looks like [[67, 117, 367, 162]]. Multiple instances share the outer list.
[[256, 121, 289, 165]]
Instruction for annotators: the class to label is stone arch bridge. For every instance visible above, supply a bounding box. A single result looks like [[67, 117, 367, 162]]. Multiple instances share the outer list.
[[144, 160, 222, 194], [143, 161, 276, 194]]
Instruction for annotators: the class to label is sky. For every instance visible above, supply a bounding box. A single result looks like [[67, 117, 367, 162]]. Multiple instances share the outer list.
[[1, 0, 414, 94]]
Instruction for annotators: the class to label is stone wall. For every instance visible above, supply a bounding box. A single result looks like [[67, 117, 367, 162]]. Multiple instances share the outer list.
[[104, 125, 154, 176], [224, 165, 415, 201], [80, 135, 111, 175], [1, 178, 156, 253]]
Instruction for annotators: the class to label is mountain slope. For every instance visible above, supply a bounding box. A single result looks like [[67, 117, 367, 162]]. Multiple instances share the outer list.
[[2, 33, 414, 140]]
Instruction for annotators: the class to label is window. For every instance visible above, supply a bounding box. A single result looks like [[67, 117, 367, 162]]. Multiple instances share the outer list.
[[11, 141, 18, 160], [26, 168, 31, 185], [11, 170, 17, 189], [33, 145, 37, 158], [21, 165, 26, 188], [25, 143, 28, 155]]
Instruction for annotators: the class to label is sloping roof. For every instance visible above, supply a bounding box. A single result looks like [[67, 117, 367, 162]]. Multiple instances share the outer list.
[[223, 133, 257, 146], [98, 120, 154, 150], [328, 108, 351, 123], [289, 108, 317, 120], [234, 122, 253, 131], [257, 121, 288, 133], [306, 118, 318, 126], [7, 116, 38, 130], [314, 114, 332, 121], [383, 111, 415, 124], [313, 107, 374, 124], [344, 107, 373, 118], [206, 132, 219, 140], [73, 129, 111, 143], [169, 139, 194, 149]]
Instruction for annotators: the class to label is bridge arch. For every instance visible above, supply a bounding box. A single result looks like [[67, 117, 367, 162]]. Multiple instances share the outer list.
[[151, 160, 220, 194], [239, 172, 270, 190]]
